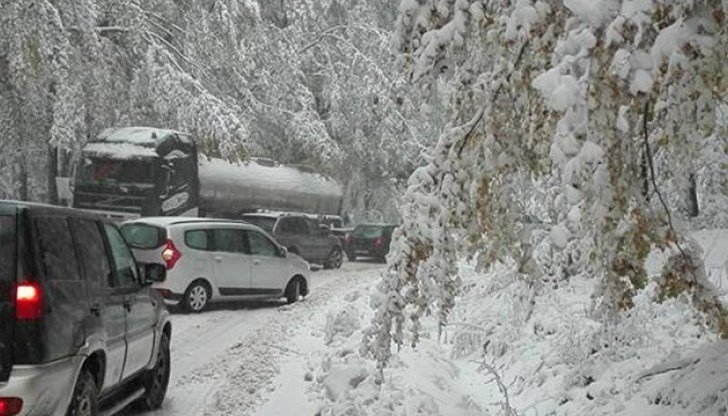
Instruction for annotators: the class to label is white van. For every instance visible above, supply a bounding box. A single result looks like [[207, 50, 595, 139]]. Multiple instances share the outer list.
[[120, 217, 311, 312]]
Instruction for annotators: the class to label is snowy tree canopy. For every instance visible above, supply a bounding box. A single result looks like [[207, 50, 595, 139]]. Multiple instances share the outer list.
[[363, 0, 728, 371], [0, 0, 441, 220]]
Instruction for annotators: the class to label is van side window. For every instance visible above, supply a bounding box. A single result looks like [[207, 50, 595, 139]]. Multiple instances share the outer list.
[[35, 216, 81, 281], [212, 229, 247, 253], [103, 224, 139, 287], [70, 219, 112, 287], [185, 229, 211, 251]]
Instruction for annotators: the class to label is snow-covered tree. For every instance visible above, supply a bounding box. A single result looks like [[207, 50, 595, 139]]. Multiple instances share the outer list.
[[364, 0, 728, 371]]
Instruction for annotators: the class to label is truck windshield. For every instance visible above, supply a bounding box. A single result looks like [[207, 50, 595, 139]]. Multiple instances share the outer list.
[[242, 216, 276, 234], [78, 157, 154, 186]]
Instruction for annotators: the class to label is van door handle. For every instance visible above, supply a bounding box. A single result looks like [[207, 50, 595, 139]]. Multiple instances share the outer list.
[[90, 303, 102, 317], [123, 298, 133, 311], [214, 256, 223, 262], [253, 259, 261, 266]]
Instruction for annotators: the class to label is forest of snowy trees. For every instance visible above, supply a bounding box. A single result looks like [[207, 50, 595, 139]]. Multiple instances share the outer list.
[[0, 0, 447, 221]]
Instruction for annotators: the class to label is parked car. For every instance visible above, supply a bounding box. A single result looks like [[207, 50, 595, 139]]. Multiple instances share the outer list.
[[344, 224, 398, 262], [0, 200, 171, 416], [240, 212, 344, 269], [120, 217, 311, 312]]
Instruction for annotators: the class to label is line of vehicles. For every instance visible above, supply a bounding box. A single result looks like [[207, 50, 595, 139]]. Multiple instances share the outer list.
[[0, 127, 398, 415]]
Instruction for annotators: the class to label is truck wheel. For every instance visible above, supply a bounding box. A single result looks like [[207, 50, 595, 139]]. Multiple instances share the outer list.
[[324, 247, 343, 269], [67, 370, 99, 416], [138, 332, 171, 410], [285, 278, 302, 304], [183, 281, 210, 313]]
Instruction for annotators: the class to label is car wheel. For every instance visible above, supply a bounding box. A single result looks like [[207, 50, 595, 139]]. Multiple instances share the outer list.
[[285, 278, 302, 304], [67, 370, 98, 416], [324, 247, 343, 269], [138, 332, 171, 410], [346, 251, 357, 262], [184, 281, 210, 313]]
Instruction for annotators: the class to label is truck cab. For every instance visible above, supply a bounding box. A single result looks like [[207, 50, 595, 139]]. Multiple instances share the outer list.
[[72, 127, 199, 217]]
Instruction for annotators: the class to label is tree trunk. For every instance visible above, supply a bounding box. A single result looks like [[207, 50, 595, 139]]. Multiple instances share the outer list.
[[687, 173, 699, 217]]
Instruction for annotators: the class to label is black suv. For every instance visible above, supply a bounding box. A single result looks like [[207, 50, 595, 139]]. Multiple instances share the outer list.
[[344, 224, 397, 262], [241, 213, 343, 269], [0, 201, 171, 416]]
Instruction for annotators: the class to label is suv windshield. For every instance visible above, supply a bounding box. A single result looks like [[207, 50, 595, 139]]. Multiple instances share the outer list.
[[352, 225, 384, 239], [242, 216, 277, 233], [78, 157, 155, 186], [121, 223, 167, 249]]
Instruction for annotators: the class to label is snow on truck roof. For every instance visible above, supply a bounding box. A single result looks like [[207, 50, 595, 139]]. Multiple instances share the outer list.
[[98, 127, 191, 146], [83, 127, 192, 159]]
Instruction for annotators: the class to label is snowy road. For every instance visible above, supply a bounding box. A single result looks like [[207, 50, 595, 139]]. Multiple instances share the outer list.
[[126, 260, 384, 416]]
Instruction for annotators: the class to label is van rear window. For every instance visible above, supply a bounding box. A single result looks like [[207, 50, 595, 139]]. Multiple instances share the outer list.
[[121, 223, 167, 249]]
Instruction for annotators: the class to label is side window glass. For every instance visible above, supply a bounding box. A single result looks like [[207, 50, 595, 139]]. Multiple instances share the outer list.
[[70, 219, 113, 287], [213, 229, 247, 253], [294, 218, 309, 234], [185, 229, 211, 251], [247, 231, 278, 257], [103, 224, 139, 287], [279, 218, 293, 233], [35, 216, 81, 281]]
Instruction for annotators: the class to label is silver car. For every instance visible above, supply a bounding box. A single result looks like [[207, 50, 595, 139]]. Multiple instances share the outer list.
[[121, 218, 311, 312]]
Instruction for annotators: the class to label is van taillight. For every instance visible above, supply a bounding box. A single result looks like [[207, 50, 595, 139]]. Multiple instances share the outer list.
[[161, 239, 181, 270], [15, 281, 42, 320], [0, 397, 23, 416]]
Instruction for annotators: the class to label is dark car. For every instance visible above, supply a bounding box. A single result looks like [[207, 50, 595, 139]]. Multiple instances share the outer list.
[[0, 201, 171, 416], [241, 212, 343, 269], [344, 224, 397, 262]]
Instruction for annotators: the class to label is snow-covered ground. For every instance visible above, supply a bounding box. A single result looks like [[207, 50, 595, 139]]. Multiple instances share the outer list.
[[125, 260, 384, 416]]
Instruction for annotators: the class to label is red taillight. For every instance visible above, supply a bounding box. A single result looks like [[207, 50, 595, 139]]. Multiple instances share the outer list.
[[0, 398, 23, 416], [161, 239, 182, 270], [373, 237, 384, 247], [345, 234, 353, 245], [16, 282, 42, 320]]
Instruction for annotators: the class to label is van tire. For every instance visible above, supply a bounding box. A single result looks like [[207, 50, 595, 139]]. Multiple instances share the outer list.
[[138, 332, 171, 410], [285, 278, 302, 304], [67, 370, 99, 416], [183, 280, 210, 313]]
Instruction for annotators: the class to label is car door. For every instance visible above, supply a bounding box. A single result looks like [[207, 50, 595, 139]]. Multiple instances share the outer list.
[[211, 228, 252, 296], [70, 219, 128, 391], [102, 223, 156, 380], [305, 218, 329, 261], [245, 230, 288, 294]]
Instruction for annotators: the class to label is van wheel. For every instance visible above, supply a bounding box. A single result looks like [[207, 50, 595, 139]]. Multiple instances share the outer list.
[[67, 370, 98, 416], [183, 281, 210, 313], [285, 278, 302, 304], [324, 247, 343, 269], [138, 332, 170, 410]]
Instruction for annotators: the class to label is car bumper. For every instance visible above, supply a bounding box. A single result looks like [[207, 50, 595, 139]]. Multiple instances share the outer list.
[[0, 356, 83, 416]]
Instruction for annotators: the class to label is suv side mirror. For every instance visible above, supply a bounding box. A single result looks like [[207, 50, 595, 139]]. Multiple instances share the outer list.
[[278, 246, 288, 258], [141, 263, 166, 285], [318, 224, 330, 235]]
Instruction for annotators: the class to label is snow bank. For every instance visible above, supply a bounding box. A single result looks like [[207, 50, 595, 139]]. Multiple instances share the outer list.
[[312, 230, 728, 415]]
